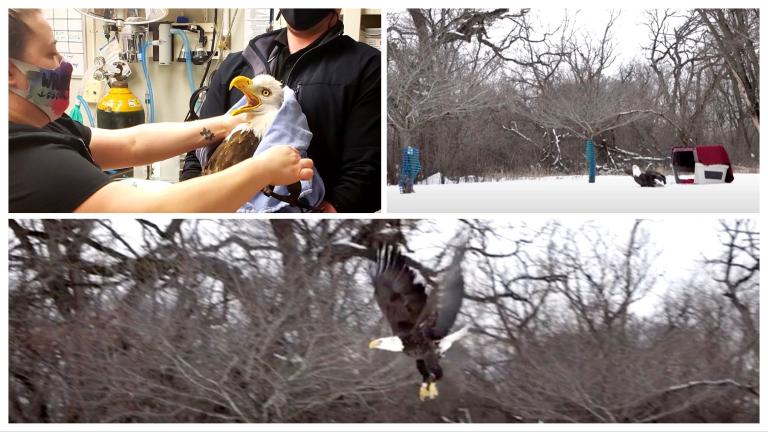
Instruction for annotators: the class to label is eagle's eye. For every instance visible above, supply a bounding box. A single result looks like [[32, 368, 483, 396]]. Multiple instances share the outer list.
[[261, 89, 271, 97]]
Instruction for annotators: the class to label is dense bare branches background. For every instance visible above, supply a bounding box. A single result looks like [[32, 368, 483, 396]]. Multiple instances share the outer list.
[[8, 219, 758, 423], [387, 9, 759, 183]]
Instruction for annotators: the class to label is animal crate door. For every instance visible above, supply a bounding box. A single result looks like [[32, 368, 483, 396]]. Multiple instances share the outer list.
[[695, 163, 729, 184]]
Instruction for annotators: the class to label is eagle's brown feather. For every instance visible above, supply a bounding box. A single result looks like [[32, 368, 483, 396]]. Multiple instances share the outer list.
[[204, 128, 263, 175]]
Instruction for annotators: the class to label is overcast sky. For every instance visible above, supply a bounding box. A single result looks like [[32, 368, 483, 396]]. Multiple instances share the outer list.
[[489, 8, 691, 72], [533, 9, 655, 59]]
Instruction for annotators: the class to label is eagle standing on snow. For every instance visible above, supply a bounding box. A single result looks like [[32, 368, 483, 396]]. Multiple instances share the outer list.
[[368, 244, 469, 401], [204, 74, 284, 174], [632, 165, 667, 187]]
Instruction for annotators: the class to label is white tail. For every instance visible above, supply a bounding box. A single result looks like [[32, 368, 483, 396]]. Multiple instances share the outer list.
[[438, 326, 470, 355]]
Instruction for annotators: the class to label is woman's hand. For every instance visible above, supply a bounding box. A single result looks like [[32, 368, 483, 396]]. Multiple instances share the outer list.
[[255, 145, 314, 185], [313, 201, 337, 213], [222, 112, 256, 132]]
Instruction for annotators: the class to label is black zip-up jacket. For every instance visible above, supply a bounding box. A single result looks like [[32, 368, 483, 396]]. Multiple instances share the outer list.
[[182, 23, 381, 212]]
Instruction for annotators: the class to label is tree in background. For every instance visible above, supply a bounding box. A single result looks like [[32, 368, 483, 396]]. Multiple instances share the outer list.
[[387, 8, 759, 182], [8, 219, 759, 423], [697, 9, 759, 131]]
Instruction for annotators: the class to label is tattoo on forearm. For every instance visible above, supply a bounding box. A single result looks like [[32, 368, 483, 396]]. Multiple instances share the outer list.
[[200, 127, 215, 141]]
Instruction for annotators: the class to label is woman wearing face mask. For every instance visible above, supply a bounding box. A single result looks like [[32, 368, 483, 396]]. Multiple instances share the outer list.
[[181, 8, 381, 213], [8, 9, 314, 213]]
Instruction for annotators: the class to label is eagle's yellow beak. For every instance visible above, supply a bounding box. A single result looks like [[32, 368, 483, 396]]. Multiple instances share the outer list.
[[368, 339, 381, 349], [229, 76, 262, 116], [419, 382, 439, 401]]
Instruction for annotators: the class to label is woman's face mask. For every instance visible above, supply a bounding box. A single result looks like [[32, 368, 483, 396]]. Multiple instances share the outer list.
[[9, 58, 73, 122]]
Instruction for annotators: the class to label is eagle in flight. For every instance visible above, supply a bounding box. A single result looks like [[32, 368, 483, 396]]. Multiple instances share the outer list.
[[369, 243, 469, 401], [204, 74, 283, 174]]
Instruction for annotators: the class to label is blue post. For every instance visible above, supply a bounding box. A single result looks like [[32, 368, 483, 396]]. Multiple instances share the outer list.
[[399, 146, 421, 193], [586, 139, 596, 183]]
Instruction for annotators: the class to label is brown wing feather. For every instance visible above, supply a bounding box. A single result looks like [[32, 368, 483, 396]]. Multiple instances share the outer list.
[[370, 244, 428, 337], [204, 128, 261, 174]]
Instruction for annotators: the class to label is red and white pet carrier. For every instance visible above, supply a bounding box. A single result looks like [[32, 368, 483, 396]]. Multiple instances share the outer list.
[[671, 145, 735, 184]]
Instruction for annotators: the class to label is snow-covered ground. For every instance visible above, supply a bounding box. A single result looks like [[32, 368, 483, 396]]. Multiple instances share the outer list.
[[388, 174, 759, 213]]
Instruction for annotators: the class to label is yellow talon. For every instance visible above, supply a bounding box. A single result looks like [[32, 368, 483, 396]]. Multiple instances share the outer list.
[[419, 382, 439, 401], [419, 382, 429, 401], [428, 382, 439, 399]]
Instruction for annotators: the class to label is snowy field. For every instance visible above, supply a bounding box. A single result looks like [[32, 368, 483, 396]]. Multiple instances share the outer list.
[[388, 174, 759, 213]]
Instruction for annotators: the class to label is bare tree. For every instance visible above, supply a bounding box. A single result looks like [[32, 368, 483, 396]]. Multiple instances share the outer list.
[[459, 220, 758, 423], [387, 8, 759, 182], [9, 219, 759, 423], [387, 9, 568, 181], [706, 219, 759, 360], [697, 9, 759, 130]]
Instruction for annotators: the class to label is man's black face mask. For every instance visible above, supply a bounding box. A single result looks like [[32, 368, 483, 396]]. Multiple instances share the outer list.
[[280, 9, 333, 31]]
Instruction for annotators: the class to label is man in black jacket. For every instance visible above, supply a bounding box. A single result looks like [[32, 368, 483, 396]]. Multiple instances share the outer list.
[[182, 9, 381, 212]]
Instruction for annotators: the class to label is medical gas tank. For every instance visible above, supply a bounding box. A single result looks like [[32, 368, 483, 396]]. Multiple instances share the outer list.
[[96, 80, 144, 129]]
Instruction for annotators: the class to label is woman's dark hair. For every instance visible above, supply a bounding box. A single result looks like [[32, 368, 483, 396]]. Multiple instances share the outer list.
[[9, 9, 41, 59]]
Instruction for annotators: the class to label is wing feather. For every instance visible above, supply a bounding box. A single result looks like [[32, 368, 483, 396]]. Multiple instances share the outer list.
[[205, 128, 261, 174], [370, 244, 428, 337], [418, 246, 466, 338]]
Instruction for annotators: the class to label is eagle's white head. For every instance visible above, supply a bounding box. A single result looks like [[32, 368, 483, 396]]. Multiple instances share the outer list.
[[229, 74, 284, 116], [368, 336, 404, 352], [632, 164, 641, 177]]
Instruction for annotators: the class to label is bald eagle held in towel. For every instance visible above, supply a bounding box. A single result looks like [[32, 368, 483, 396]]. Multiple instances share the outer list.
[[369, 244, 469, 401], [204, 74, 284, 174]]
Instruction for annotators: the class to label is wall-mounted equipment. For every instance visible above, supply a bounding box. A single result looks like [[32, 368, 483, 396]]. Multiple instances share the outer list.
[[148, 22, 219, 64], [157, 23, 172, 65], [75, 8, 169, 25], [74, 8, 168, 63]]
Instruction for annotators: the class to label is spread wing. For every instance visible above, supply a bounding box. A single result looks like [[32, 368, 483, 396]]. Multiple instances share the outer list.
[[417, 246, 466, 339], [370, 244, 428, 337], [205, 125, 262, 174]]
